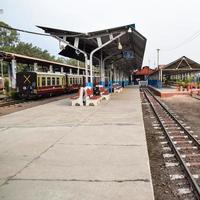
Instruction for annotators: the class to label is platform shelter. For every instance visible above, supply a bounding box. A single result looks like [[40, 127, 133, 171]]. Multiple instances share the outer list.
[[38, 24, 146, 88], [148, 56, 200, 88], [0, 51, 87, 89]]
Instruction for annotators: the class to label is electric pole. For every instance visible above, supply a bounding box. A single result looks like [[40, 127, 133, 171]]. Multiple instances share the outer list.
[[156, 49, 160, 69], [157, 49, 161, 81]]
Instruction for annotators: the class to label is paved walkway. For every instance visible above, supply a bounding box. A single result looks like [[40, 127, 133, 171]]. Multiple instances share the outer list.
[[0, 86, 154, 200]]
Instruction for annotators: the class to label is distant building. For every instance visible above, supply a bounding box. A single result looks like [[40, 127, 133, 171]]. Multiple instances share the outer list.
[[132, 66, 155, 84]]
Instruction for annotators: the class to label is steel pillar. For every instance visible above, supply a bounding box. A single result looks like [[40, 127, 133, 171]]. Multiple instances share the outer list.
[[89, 32, 126, 87]]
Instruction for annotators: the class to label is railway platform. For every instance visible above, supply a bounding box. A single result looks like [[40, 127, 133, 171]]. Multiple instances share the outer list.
[[149, 85, 190, 98], [0, 86, 154, 200]]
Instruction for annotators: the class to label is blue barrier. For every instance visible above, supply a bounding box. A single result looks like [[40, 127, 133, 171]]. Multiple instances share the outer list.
[[86, 82, 93, 87], [108, 81, 113, 93], [148, 80, 162, 88], [99, 81, 105, 87]]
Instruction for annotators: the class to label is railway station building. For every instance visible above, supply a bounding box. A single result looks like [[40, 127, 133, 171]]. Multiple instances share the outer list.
[[148, 56, 200, 88], [38, 24, 147, 88]]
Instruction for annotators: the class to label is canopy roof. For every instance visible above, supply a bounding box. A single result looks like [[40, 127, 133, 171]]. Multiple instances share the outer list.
[[37, 24, 146, 72], [149, 56, 200, 76], [162, 56, 200, 75], [0, 51, 83, 69], [133, 66, 155, 76]]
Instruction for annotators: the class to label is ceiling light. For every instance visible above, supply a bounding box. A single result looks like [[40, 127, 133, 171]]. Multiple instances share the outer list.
[[118, 38, 122, 50], [128, 27, 132, 33]]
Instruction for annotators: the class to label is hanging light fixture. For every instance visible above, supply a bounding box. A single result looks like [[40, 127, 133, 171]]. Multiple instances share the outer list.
[[118, 38, 122, 50], [128, 27, 132, 33]]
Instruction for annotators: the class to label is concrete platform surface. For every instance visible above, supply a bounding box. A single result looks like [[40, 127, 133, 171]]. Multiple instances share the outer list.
[[0, 86, 154, 200]]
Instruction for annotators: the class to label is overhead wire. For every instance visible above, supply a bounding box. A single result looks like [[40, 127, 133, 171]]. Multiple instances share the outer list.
[[0, 25, 85, 38], [0, 24, 50, 36], [162, 29, 200, 51]]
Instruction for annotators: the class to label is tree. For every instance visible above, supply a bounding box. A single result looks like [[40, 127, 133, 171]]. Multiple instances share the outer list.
[[0, 21, 19, 49], [0, 21, 70, 65]]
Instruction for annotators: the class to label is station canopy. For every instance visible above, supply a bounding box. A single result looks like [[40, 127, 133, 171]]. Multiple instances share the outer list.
[[37, 24, 146, 72], [0, 51, 82, 69], [162, 56, 200, 75]]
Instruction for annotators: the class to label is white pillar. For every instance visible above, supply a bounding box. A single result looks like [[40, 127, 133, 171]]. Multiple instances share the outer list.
[[113, 66, 117, 82], [109, 66, 113, 82], [89, 59, 93, 84], [11, 59, 17, 89], [49, 65, 53, 73], [77, 68, 80, 75], [61, 67, 64, 73], [101, 61, 105, 83], [34, 63, 38, 72], [69, 68, 72, 74]]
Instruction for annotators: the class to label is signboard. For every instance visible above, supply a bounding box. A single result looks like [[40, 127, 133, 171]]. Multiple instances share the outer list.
[[123, 51, 134, 60]]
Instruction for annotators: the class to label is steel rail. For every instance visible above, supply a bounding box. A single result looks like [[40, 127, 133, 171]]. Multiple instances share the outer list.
[[142, 88, 200, 199], [146, 88, 200, 149]]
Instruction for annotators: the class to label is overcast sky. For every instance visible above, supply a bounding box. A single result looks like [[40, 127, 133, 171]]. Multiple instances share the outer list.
[[1, 0, 200, 67]]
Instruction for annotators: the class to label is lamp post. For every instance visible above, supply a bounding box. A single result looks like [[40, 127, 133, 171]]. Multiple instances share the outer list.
[[156, 49, 160, 81], [156, 49, 160, 68]]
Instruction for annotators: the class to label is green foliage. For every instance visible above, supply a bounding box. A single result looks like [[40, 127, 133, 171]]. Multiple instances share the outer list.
[[0, 21, 19, 48], [4, 78, 9, 93], [0, 21, 69, 65], [67, 59, 85, 67], [10, 90, 19, 99]]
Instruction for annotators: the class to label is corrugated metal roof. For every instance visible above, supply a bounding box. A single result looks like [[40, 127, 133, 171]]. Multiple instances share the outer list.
[[37, 24, 146, 71], [0, 51, 84, 69]]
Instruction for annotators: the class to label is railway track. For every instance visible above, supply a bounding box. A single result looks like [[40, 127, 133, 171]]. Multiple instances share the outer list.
[[0, 99, 25, 107], [142, 87, 200, 200]]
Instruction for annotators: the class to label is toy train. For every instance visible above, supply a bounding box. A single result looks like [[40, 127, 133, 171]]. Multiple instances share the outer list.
[[16, 72, 105, 98]]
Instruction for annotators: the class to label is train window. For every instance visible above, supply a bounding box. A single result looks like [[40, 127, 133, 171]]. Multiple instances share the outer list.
[[52, 77, 55, 85], [70, 78, 72, 85], [37, 77, 41, 87], [56, 77, 60, 85], [47, 77, 51, 86], [42, 77, 46, 86]]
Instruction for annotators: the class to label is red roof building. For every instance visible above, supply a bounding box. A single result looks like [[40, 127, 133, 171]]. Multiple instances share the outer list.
[[132, 66, 155, 84]]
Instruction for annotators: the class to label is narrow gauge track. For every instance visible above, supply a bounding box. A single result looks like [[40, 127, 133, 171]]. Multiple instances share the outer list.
[[142, 87, 200, 199], [0, 93, 77, 108], [0, 98, 25, 107]]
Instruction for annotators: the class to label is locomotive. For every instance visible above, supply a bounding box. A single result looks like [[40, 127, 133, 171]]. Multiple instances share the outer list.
[[16, 72, 86, 98]]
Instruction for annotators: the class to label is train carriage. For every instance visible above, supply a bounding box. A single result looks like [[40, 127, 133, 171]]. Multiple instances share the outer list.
[[66, 74, 85, 92], [16, 72, 67, 98], [16, 72, 85, 98]]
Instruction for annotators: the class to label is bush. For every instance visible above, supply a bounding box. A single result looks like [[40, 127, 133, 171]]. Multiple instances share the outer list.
[[4, 78, 9, 93], [10, 91, 19, 99]]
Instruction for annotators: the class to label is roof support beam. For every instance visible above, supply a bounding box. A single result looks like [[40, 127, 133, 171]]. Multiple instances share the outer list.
[[176, 57, 192, 70], [89, 31, 126, 86], [53, 35, 89, 83]]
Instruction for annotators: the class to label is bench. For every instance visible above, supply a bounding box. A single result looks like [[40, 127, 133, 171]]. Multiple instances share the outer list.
[[98, 85, 110, 100], [70, 87, 84, 106], [85, 87, 101, 106], [112, 83, 123, 93]]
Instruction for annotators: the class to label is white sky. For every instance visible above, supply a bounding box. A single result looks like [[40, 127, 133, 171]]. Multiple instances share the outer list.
[[1, 0, 200, 67]]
